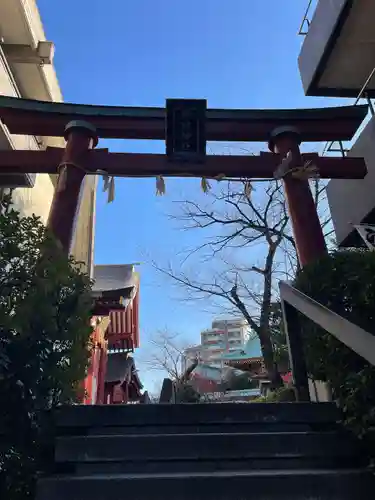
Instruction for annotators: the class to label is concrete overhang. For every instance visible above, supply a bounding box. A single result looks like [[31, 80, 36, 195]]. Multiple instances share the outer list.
[[0, 0, 63, 189], [0, 0, 62, 105], [327, 115, 375, 247], [299, 0, 375, 98]]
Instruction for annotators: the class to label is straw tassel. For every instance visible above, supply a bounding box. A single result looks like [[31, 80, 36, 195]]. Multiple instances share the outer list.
[[201, 177, 211, 193], [156, 175, 166, 196], [215, 173, 226, 182], [102, 174, 110, 193], [244, 181, 253, 198], [107, 176, 115, 203], [291, 160, 319, 180], [102, 174, 115, 203]]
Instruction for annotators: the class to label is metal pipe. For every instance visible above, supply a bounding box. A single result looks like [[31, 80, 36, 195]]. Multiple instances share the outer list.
[[298, 0, 314, 35]]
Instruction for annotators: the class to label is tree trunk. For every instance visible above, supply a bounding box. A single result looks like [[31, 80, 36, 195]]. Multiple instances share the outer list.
[[258, 327, 283, 388], [259, 247, 283, 387], [230, 285, 282, 387]]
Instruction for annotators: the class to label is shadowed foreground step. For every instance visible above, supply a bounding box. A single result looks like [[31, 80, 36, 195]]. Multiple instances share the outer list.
[[37, 469, 375, 500], [56, 432, 360, 462], [55, 401, 341, 427], [37, 403, 375, 499]]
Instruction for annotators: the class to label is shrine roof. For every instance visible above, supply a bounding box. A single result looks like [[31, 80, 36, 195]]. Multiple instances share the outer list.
[[0, 96, 368, 142], [105, 353, 142, 388], [92, 264, 139, 302], [93, 264, 138, 292]]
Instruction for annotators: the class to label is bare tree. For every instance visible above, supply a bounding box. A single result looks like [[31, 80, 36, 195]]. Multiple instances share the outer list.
[[142, 329, 200, 403], [154, 178, 332, 386], [142, 329, 194, 383]]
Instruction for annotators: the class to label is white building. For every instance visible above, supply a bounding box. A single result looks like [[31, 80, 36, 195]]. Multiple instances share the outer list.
[[0, 0, 96, 273], [200, 318, 250, 367], [298, 1, 375, 250], [182, 318, 250, 376]]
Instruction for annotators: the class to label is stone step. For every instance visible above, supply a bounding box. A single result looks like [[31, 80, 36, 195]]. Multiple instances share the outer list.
[[56, 432, 359, 463], [86, 422, 318, 436], [37, 469, 375, 500], [75, 455, 367, 475], [55, 403, 341, 429]]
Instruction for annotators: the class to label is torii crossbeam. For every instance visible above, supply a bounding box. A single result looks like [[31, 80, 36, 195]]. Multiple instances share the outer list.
[[0, 96, 368, 269]]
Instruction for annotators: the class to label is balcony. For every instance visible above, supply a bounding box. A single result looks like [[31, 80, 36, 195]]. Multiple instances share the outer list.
[[0, 0, 62, 102], [299, 0, 375, 97], [204, 342, 225, 351], [327, 112, 375, 246]]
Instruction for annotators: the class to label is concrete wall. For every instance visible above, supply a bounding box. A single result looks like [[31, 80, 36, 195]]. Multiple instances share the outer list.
[[0, 0, 95, 272], [298, 0, 347, 95], [70, 175, 97, 275], [299, 0, 375, 97], [309, 380, 332, 403], [0, 43, 56, 224], [327, 115, 375, 245]]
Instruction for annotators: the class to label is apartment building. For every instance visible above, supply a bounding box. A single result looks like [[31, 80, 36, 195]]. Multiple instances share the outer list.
[[0, 0, 96, 273], [182, 318, 250, 375], [201, 318, 250, 367], [298, 0, 375, 248]]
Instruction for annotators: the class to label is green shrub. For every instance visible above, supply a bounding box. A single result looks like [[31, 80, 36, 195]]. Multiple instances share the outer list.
[[223, 372, 259, 392], [294, 249, 375, 440], [0, 201, 93, 499], [176, 382, 201, 403], [251, 386, 296, 403]]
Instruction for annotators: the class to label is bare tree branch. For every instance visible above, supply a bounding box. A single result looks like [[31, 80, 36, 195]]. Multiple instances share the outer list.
[[142, 330, 190, 382], [153, 177, 332, 386]]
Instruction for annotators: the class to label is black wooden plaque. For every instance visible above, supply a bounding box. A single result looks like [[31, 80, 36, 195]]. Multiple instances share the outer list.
[[166, 98, 206, 162]]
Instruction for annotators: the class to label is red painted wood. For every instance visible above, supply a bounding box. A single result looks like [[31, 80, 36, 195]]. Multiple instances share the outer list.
[[96, 346, 107, 405], [83, 322, 108, 405], [133, 290, 140, 349], [106, 291, 140, 351], [273, 136, 327, 267], [0, 99, 367, 142], [47, 129, 95, 253], [0, 149, 367, 179]]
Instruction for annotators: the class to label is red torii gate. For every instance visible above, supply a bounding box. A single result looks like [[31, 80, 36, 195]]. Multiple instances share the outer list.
[[0, 96, 368, 269]]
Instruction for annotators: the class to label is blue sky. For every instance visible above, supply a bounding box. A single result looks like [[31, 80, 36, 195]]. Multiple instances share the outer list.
[[38, 0, 346, 391]]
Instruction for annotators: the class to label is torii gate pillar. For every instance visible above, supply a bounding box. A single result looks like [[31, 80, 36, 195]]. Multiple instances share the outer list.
[[47, 120, 98, 254], [269, 127, 327, 268]]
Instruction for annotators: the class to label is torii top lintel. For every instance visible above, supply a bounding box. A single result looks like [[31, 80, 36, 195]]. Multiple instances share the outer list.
[[0, 96, 368, 143]]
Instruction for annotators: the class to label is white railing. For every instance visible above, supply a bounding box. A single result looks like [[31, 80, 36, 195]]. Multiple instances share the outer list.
[[280, 281, 375, 367]]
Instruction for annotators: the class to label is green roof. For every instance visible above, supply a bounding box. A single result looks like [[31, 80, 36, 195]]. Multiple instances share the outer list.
[[222, 336, 262, 361]]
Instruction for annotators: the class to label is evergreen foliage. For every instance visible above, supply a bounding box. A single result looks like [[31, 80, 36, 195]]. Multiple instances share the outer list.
[[0, 199, 93, 499], [294, 250, 375, 440]]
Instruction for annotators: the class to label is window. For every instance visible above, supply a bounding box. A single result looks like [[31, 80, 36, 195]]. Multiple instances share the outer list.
[[228, 331, 241, 339]]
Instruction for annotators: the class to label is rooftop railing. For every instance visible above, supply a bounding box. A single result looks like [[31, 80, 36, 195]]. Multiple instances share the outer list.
[[298, 0, 316, 36]]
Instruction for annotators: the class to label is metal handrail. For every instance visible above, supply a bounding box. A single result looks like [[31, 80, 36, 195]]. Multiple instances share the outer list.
[[298, 0, 315, 35], [322, 140, 348, 158], [322, 67, 375, 157], [354, 66, 375, 116], [280, 280, 375, 366]]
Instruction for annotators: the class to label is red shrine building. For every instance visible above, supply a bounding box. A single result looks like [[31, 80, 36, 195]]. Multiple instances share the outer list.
[[83, 264, 143, 405]]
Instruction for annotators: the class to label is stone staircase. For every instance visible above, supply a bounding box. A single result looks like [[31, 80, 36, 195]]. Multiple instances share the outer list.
[[37, 402, 375, 500]]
